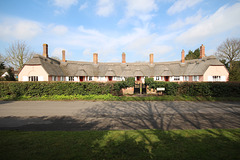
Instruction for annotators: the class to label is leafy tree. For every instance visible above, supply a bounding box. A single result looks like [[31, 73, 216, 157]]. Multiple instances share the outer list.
[[185, 48, 200, 60], [229, 61, 240, 81], [215, 38, 240, 70], [5, 40, 34, 70]]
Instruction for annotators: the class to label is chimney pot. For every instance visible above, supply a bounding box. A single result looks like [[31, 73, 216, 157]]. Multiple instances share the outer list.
[[43, 44, 48, 58], [181, 49, 185, 63], [62, 50, 66, 62], [150, 53, 154, 64], [93, 53, 98, 64], [200, 44, 205, 58], [122, 52, 126, 63]]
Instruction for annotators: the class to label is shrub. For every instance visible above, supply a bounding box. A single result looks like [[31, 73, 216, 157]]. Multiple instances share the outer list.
[[0, 81, 240, 98], [145, 77, 179, 95]]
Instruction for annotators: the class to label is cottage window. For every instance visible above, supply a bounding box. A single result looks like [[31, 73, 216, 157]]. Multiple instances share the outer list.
[[114, 76, 122, 81], [213, 76, 221, 81], [88, 76, 93, 81], [60, 76, 65, 81], [28, 76, 38, 81], [193, 76, 199, 81], [173, 76, 180, 81], [156, 76, 161, 81], [69, 76, 74, 81], [184, 76, 189, 81], [52, 76, 57, 81], [99, 76, 105, 81]]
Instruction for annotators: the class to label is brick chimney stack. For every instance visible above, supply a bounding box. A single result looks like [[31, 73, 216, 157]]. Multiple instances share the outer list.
[[62, 50, 66, 62], [150, 53, 154, 64], [43, 44, 48, 58], [93, 53, 98, 64], [122, 52, 126, 63], [181, 49, 185, 63], [200, 44, 205, 59]]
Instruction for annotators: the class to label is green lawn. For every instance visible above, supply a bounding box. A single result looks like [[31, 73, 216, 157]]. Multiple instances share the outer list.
[[1, 94, 240, 101], [0, 129, 240, 160]]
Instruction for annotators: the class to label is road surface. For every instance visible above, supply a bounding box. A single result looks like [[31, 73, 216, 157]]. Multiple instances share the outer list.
[[0, 101, 240, 131]]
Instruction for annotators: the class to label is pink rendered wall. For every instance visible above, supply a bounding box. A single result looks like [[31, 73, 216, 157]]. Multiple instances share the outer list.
[[18, 65, 49, 81], [203, 66, 229, 82]]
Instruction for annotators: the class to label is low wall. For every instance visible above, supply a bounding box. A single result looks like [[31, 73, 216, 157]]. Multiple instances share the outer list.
[[122, 87, 134, 95]]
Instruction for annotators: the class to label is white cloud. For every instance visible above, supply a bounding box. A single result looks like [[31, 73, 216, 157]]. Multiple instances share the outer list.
[[119, 0, 158, 25], [168, 10, 202, 30], [96, 0, 114, 17], [79, 2, 88, 10], [78, 25, 104, 37], [125, 0, 158, 17], [0, 17, 42, 41], [167, 0, 202, 15], [52, 0, 78, 9], [55, 24, 173, 61], [52, 25, 68, 35], [176, 3, 240, 44]]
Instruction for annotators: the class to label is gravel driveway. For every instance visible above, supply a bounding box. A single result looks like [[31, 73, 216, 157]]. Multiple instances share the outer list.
[[0, 101, 240, 131]]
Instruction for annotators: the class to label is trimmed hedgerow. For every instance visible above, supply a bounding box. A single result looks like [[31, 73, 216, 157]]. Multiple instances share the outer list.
[[0, 80, 240, 98], [0, 79, 136, 98], [145, 77, 240, 97], [0, 82, 115, 97]]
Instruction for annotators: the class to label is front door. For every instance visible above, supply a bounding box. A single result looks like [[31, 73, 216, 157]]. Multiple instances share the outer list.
[[137, 76, 141, 81], [108, 76, 113, 81], [164, 76, 169, 82], [80, 76, 84, 82], [134, 83, 146, 94]]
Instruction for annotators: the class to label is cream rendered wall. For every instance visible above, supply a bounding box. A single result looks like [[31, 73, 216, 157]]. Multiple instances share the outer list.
[[18, 65, 49, 81], [203, 66, 229, 82]]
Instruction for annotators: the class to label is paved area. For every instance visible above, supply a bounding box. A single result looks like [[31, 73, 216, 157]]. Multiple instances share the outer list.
[[0, 101, 240, 131]]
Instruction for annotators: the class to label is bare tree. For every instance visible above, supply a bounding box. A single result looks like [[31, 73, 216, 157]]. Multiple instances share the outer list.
[[215, 38, 240, 70], [5, 41, 34, 69]]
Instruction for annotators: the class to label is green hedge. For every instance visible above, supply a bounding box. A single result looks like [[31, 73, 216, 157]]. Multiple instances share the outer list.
[[0, 78, 136, 98], [145, 77, 240, 97], [1, 79, 240, 98]]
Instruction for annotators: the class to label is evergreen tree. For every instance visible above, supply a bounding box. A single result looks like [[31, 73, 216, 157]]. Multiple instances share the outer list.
[[5, 68, 16, 81], [185, 48, 200, 60]]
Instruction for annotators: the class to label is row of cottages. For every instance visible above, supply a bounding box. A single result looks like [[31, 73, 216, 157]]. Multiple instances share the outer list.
[[18, 44, 229, 83]]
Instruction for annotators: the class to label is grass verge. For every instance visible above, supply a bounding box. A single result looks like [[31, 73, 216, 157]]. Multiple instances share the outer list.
[[1, 94, 240, 101], [0, 129, 239, 160]]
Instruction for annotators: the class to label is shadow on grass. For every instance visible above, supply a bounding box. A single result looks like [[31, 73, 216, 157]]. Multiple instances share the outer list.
[[1, 101, 240, 159]]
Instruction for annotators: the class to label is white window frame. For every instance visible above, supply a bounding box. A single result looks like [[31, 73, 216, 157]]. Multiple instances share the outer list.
[[28, 76, 38, 81], [193, 76, 199, 81], [88, 76, 93, 81], [113, 76, 122, 81], [52, 76, 57, 81], [155, 76, 161, 81], [184, 76, 189, 81], [173, 76, 180, 81], [60, 76, 65, 81], [69, 76, 74, 81], [98, 76, 105, 81], [212, 76, 221, 81]]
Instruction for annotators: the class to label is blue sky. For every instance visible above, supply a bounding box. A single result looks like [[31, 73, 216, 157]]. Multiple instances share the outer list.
[[0, 0, 240, 63]]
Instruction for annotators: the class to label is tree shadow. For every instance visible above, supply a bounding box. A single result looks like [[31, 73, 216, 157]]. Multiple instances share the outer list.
[[73, 101, 240, 159], [1, 101, 240, 159], [73, 101, 240, 131], [0, 116, 111, 131]]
